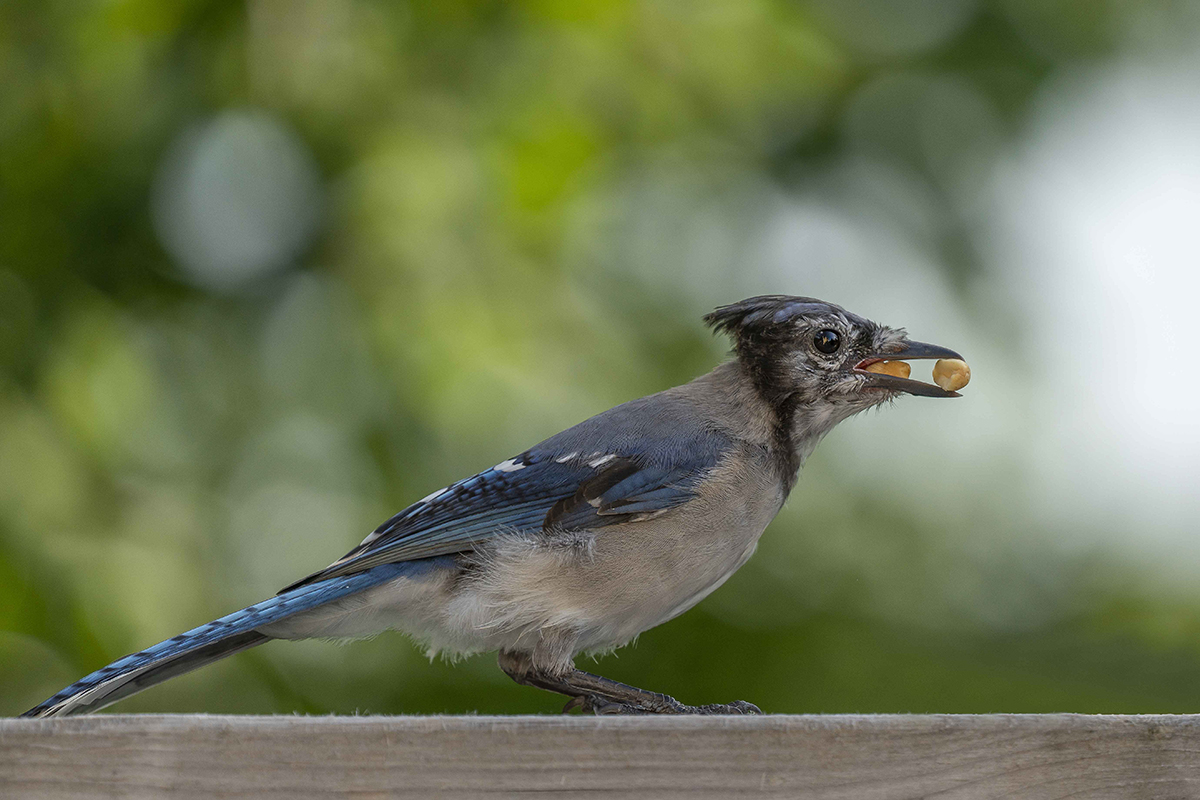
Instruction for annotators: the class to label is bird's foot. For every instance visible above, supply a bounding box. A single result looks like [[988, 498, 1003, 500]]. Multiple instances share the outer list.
[[563, 695, 642, 715], [500, 651, 763, 716], [691, 700, 762, 715], [562, 694, 761, 716]]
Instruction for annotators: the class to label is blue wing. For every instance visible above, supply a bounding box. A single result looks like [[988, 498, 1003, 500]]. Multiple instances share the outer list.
[[283, 441, 727, 591]]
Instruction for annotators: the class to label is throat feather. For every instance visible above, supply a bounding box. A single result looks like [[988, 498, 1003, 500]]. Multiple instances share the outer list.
[[734, 343, 802, 491]]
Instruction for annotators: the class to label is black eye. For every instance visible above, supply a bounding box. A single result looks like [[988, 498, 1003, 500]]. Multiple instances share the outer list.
[[813, 329, 841, 354]]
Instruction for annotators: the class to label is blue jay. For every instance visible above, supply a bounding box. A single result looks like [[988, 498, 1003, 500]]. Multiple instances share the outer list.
[[23, 295, 963, 717]]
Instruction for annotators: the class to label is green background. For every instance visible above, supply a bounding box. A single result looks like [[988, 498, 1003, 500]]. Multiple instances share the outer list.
[[4, 0, 1200, 716]]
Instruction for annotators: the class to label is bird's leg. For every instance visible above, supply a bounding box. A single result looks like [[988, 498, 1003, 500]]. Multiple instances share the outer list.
[[553, 669, 762, 715], [497, 651, 761, 715]]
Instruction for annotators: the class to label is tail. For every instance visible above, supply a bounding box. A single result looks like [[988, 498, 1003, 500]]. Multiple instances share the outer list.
[[21, 563, 413, 718]]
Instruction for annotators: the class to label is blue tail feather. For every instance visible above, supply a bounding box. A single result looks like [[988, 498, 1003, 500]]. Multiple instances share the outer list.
[[21, 562, 415, 718]]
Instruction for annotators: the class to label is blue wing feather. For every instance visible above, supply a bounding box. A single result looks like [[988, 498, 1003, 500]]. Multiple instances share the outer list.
[[283, 432, 731, 591]]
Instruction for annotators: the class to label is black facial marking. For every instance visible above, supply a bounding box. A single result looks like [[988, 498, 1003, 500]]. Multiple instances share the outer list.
[[705, 295, 877, 490], [706, 297, 832, 486]]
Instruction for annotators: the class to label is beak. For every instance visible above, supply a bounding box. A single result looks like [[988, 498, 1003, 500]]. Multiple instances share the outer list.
[[853, 340, 965, 398]]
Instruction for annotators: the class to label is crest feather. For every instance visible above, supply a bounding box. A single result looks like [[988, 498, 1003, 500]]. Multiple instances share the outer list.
[[703, 295, 844, 339]]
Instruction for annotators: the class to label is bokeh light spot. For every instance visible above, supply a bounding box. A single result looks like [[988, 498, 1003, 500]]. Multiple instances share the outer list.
[[152, 109, 323, 292]]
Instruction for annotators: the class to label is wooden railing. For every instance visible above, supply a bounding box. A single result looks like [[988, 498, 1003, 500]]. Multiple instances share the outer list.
[[3, 714, 1197, 798]]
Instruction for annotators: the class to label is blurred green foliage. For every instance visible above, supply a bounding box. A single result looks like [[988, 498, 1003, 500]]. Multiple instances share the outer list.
[[4, 0, 1200, 717]]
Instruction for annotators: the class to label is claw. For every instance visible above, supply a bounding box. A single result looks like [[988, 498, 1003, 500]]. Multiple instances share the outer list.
[[591, 699, 634, 715], [562, 694, 639, 715], [703, 700, 761, 715]]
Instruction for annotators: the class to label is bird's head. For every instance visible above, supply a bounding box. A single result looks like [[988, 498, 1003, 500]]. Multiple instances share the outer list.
[[705, 295, 963, 440]]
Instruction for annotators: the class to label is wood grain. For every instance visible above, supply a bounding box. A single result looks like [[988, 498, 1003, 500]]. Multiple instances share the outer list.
[[2, 714, 1199, 799]]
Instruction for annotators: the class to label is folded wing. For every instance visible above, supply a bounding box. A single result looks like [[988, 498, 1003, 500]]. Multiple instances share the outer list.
[[282, 441, 728, 591]]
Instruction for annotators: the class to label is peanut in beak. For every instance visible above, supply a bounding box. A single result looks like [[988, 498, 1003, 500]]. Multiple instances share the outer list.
[[864, 360, 911, 379], [865, 357, 972, 393], [932, 358, 970, 392]]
